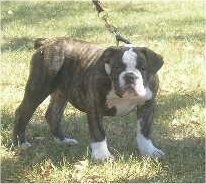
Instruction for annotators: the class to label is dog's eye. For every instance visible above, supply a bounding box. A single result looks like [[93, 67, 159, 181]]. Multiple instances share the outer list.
[[113, 66, 120, 71], [140, 66, 145, 71]]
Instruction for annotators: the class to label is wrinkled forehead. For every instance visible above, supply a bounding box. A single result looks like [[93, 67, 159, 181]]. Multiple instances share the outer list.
[[109, 47, 144, 68]]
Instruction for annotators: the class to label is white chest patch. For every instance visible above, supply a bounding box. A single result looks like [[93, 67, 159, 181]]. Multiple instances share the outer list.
[[106, 89, 146, 116]]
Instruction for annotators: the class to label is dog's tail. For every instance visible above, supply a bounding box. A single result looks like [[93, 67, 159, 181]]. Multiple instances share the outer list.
[[34, 38, 56, 49], [33, 38, 65, 77]]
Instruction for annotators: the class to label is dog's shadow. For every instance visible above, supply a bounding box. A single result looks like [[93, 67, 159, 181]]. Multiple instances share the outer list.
[[1, 90, 205, 182]]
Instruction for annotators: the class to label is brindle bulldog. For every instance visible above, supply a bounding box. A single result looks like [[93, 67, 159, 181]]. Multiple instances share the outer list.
[[13, 37, 164, 160]]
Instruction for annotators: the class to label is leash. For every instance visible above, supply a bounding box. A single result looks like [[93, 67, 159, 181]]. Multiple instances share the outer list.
[[92, 0, 131, 47]]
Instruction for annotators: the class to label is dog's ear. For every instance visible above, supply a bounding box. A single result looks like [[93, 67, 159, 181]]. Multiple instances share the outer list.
[[139, 47, 164, 74], [100, 47, 118, 75]]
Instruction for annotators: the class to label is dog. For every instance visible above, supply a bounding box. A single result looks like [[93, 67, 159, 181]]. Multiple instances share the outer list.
[[13, 37, 164, 160]]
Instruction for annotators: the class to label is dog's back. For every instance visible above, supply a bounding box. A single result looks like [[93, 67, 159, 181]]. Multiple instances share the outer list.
[[33, 38, 104, 75]]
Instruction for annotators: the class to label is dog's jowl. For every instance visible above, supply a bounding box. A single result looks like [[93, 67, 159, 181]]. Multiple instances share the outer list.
[[13, 38, 164, 160]]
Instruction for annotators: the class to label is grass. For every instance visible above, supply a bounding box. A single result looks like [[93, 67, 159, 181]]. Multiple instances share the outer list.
[[1, 0, 205, 183]]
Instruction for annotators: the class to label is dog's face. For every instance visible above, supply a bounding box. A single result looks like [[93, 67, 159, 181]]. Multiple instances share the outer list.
[[103, 46, 164, 98]]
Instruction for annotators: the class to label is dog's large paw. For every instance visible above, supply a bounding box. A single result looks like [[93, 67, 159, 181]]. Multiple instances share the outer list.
[[17, 141, 32, 150], [137, 134, 165, 158], [55, 137, 78, 145], [139, 144, 165, 158], [91, 149, 114, 161], [90, 139, 114, 161], [62, 138, 78, 145], [150, 147, 165, 157]]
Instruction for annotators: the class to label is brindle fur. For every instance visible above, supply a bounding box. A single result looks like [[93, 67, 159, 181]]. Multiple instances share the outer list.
[[13, 37, 163, 145]]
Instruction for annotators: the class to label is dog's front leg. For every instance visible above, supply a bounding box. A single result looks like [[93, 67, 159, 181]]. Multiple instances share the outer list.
[[87, 111, 113, 161], [136, 100, 165, 158]]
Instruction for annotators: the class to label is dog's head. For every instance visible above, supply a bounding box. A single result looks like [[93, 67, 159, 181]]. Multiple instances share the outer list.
[[101, 46, 164, 98]]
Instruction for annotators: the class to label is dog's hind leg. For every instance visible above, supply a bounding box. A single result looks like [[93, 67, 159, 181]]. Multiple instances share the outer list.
[[45, 89, 78, 145], [13, 88, 50, 148], [13, 41, 66, 147], [45, 89, 66, 140], [13, 51, 55, 147]]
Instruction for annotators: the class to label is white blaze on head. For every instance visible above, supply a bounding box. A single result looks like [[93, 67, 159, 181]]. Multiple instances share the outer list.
[[122, 48, 137, 70], [119, 48, 139, 90]]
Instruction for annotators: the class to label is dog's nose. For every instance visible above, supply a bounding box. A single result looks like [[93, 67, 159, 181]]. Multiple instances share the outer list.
[[124, 72, 138, 84]]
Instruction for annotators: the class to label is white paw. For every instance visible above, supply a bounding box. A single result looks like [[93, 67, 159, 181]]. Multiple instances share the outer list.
[[90, 139, 114, 161], [55, 137, 78, 145], [150, 147, 165, 157], [137, 134, 165, 158], [139, 143, 165, 158], [62, 138, 78, 145], [18, 141, 32, 149]]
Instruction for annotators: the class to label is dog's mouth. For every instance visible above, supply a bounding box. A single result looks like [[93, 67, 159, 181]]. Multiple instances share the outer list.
[[115, 84, 147, 98], [122, 84, 138, 96]]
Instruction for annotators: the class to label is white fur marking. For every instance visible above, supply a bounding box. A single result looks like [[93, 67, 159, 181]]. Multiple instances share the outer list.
[[124, 43, 135, 48], [145, 87, 153, 100], [62, 138, 78, 145], [107, 88, 145, 116], [122, 48, 137, 70], [105, 63, 111, 75], [136, 120, 165, 157], [90, 138, 113, 160], [19, 141, 32, 149], [106, 86, 152, 117], [55, 137, 78, 145]]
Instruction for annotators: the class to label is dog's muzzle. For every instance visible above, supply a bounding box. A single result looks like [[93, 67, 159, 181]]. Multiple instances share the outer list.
[[118, 70, 146, 97], [124, 72, 138, 84]]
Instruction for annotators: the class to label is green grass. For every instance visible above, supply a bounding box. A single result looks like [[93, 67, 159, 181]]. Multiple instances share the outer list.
[[1, 0, 205, 183]]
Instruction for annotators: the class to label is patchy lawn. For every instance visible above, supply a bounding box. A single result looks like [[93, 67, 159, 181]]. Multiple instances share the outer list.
[[1, 0, 205, 183]]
